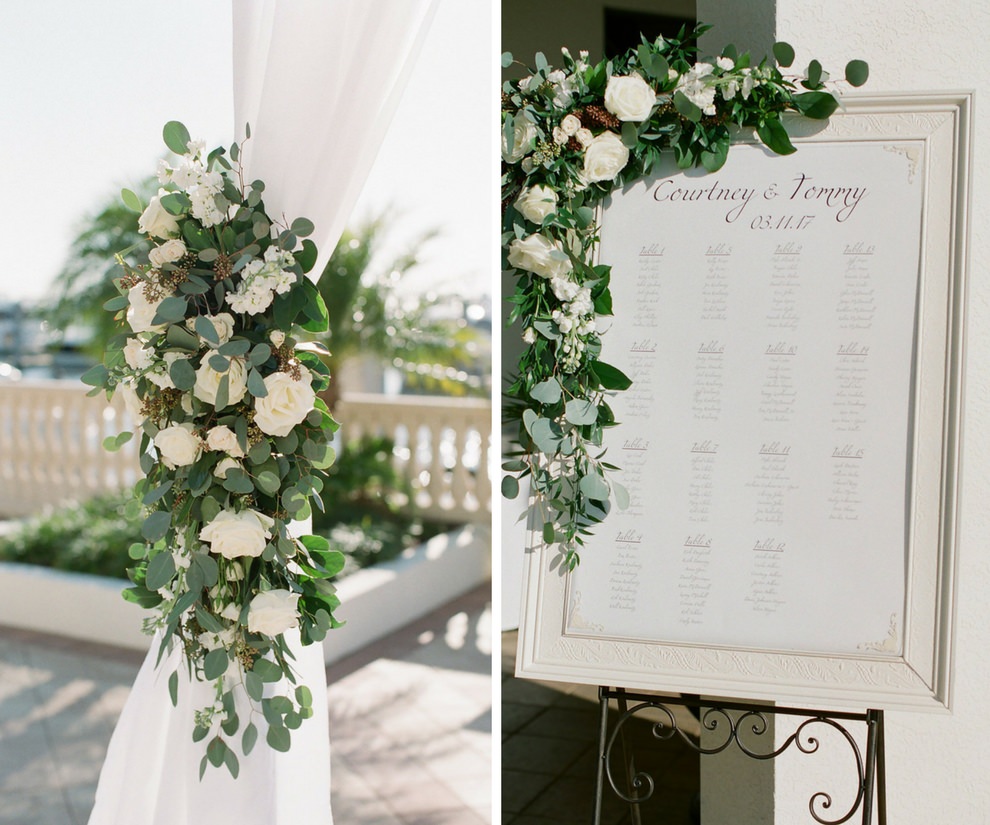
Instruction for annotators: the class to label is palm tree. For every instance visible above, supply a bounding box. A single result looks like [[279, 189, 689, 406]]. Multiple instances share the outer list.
[[314, 215, 485, 411]]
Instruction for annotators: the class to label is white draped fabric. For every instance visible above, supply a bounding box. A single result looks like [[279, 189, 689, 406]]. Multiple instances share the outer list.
[[88, 3, 436, 823], [232, 0, 439, 277]]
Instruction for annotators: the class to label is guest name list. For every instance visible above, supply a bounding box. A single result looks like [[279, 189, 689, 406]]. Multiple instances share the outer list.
[[566, 143, 923, 656]]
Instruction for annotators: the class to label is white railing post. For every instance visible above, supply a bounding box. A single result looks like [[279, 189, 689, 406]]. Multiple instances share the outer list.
[[0, 383, 491, 524]]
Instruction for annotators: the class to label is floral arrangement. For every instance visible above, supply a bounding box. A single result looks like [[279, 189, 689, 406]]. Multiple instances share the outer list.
[[501, 26, 868, 569], [83, 121, 343, 778]]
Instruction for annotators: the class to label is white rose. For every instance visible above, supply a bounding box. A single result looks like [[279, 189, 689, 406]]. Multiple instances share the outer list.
[[575, 128, 593, 148], [148, 238, 187, 268], [123, 338, 154, 371], [126, 285, 166, 334], [187, 313, 235, 348], [154, 423, 202, 469], [560, 114, 581, 136], [254, 370, 317, 437], [199, 509, 275, 560], [247, 590, 300, 636], [117, 379, 146, 425], [514, 185, 558, 225], [213, 456, 241, 478], [147, 352, 188, 390], [269, 330, 286, 348], [193, 357, 247, 408], [137, 189, 180, 239], [501, 117, 538, 163], [604, 74, 657, 122], [582, 131, 630, 183], [522, 327, 537, 344], [507, 234, 572, 280], [206, 425, 245, 457]]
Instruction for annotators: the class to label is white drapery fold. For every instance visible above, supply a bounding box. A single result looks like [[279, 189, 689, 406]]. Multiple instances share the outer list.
[[232, 0, 439, 277]]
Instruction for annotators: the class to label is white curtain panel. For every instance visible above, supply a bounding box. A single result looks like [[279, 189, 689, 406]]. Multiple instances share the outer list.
[[231, 0, 439, 277]]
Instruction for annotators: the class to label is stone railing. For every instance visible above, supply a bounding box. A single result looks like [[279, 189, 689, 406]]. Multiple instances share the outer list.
[[336, 393, 491, 524], [0, 381, 491, 524]]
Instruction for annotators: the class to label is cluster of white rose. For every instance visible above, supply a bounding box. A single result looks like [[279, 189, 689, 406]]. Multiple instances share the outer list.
[[118, 173, 321, 653], [226, 246, 297, 315]]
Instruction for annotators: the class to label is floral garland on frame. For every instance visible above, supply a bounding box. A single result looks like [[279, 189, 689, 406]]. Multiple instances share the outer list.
[[501, 26, 868, 569], [83, 121, 342, 778]]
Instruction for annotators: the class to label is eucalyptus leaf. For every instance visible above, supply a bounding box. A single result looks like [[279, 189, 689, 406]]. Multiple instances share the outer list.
[[564, 398, 598, 426], [579, 472, 610, 502], [772, 41, 795, 67], [169, 357, 196, 391], [162, 121, 191, 155], [501, 475, 519, 499], [145, 551, 176, 590], [203, 648, 229, 680], [121, 188, 143, 213], [142, 510, 172, 542]]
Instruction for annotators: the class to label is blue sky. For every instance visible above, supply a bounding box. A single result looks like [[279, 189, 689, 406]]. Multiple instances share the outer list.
[[0, 0, 494, 303]]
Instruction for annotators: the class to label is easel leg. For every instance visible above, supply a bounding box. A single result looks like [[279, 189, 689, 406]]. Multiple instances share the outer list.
[[615, 689, 644, 825], [861, 709, 884, 825], [593, 687, 609, 825], [876, 710, 887, 825]]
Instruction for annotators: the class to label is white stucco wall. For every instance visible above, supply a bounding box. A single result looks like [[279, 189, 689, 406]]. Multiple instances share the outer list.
[[700, 1, 988, 822]]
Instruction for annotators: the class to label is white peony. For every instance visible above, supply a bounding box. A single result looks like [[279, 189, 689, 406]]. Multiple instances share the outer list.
[[205, 425, 245, 457], [514, 185, 558, 224], [137, 189, 180, 239], [193, 357, 247, 408], [582, 131, 630, 183], [507, 234, 572, 280], [604, 74, 657, 121], [199, 509, 275, 560], [123, 338, 154, 371], [253, 370, 316, 437], [148, 238, 187, 268], [501, 117, 538, 163], [154, 423, 202, 469], [126, 285, 166, 334], [247, 590, 301, 636]]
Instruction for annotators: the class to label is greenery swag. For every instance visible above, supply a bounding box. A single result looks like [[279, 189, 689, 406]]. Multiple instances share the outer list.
[[85, 121, 342, 778], [501, 26, 868, 569]]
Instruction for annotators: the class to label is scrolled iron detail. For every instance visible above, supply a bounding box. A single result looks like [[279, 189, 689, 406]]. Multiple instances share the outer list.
[[601, 698, 870, 824]]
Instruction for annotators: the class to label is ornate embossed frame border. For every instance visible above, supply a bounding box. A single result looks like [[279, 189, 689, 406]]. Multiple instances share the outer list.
[[516, 93, 972, 712]]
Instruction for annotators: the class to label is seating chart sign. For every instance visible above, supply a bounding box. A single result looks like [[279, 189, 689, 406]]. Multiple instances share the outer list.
[[517, 96, 970, 711], [566, 141, 918, 656]]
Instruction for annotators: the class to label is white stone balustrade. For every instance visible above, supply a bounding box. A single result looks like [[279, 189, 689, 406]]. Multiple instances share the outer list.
[[336, 393, 492, 524], [0, 382, 491, 523]]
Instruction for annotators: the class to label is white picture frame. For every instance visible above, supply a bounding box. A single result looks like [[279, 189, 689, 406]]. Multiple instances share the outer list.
[[515, 92, 972, 712]]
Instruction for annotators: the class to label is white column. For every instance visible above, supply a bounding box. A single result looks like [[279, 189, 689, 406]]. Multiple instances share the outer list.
[[701, 1, 990, 822]]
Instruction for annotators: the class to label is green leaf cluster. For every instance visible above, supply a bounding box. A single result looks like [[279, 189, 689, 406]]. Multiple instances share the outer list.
[[501, 25, 868, 567]]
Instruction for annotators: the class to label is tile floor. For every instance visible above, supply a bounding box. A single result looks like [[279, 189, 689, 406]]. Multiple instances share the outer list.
[[501, 630, 700, 825], [0, 586, 491, 825]]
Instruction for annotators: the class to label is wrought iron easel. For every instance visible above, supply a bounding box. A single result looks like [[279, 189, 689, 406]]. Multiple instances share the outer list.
[[593, 687, 886, 825]]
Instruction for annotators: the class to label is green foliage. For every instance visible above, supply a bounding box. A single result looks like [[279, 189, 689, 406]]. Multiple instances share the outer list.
[[0, 492, 143, 577], [502, 25, 867, 567], [312, 215, 486, 408]]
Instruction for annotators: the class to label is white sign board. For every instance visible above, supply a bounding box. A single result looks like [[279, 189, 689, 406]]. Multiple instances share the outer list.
[[516, 94, 971, 711]]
